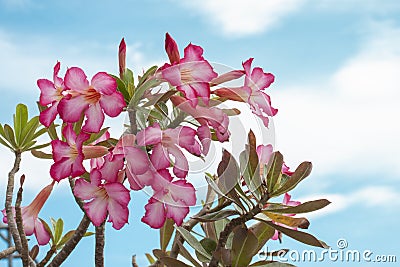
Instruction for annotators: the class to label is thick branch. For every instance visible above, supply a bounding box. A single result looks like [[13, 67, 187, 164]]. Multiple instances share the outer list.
[[208, 194, 270, 267], [95, 223, 105, 267], [47, 215, 91, 267], [5, 152, 23, 251], [0, 246, 16, 259]]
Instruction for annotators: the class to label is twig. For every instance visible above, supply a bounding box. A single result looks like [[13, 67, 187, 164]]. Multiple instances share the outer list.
[[5, 151, 23, 252], [131, 255, 139, 267], [95, 223, 105, 267], [37, 247, 56, 267], [0, 246, 16, 259], [15, 175, 31, 266], [208, 194, 270, 267], [47, 215, 91, 267]]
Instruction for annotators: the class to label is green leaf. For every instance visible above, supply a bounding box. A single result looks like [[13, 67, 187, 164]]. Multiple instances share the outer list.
[[84, 128, 109, 145], [175, 227, 211, 260], [40, 219, 54, 244], [222, 108, 241, 116], [160, 218, 174, 251], [57, 230, 75, 249], [177, 242, 202, 267], [195, 238, 217, 263], [262, 212, 310, 229], [19, 117, 39, 149], [0, 124, 7, 139], [14, 103, 28, 144], [54, 218, 64, 244], [152, 248, 168, 260], [159, 256, 191, 267], [137, 65, 158, 87], [271, 162, 312, 197], [145, 253, 156, 264], [249, 221, 276, 252], [231, 226, 259, 267], [84, 231, 95, 237], [265, 199, 331, 214], [142, 90, 177, 107], [31, 149, 53, 159], [193, 209, 239, 222], [215, 218, 229, 240], [4, 124, 17, 149], [110, 74, 130, 103], [0, 136, 12, 150], [130, 78, 161, 107], [27, 142, 51, 151], [266, 152, 284, 194], [123, 68, 135, 88], [261, 220, 328, 248], [31, 127, 48, 140]]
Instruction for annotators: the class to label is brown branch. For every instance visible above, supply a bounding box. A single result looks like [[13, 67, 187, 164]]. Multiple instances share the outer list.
[[0, 246, 16, 259], [208, 194, 270, 267], [37, 247, 56, 267], [169, 200, 232, 259], [47, 215, 91, 267], [5, 151, 23, 252], [95, 223, 105, 267], [15, 176, 30, 267], [131, 255, 139, 267]]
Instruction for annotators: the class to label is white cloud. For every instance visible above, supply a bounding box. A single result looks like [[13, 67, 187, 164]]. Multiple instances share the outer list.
[[176, 0, 305, 36], [273, 21, 400, 177]]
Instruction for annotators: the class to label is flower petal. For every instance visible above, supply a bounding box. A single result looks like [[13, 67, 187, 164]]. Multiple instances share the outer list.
[[84, 195, 108, 227], [124, 146, 150, 175], [136, 123, 162, 146], [58, 95, 89, 123], [107, 199, 129, 230], [104, 182, 131, 207], [34, 219, 51, 245], [256, 144, 273, 165], [99, 91, 126, 117], [82, 103, 105, 133], [73, 178, 99, 200], [64, 67, 89, 93], [165, 33, 180, 64], [150, 143, 171, 170], [39, 103, 59, 127], [50, 158, 74, 181], [99, 154, 124, 183], [165, 203, 189, 226], [168, 145, 189, 178], [91, 72, 117, 95], [38, 79, 57, 105], [141, 198, 166, 229]]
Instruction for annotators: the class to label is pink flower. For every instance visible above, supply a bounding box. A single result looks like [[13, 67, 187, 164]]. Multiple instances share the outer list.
[[271, 193, 301, 240], [213, 58, 277, 127], [142, 169, 196, 228], [73, 155, 130, 230], [136, 123, 201, 178], [37, 62, 65, 127], [58, 67, 126, 133], [256, 144, 293, 176], [2, 182, 54, 245], [119, 38, 126, 79], [170, 95, 230, 148], [161, 33, 217, 107]]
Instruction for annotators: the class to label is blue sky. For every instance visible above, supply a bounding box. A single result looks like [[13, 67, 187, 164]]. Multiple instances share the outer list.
[[1, 0, 400, 266]]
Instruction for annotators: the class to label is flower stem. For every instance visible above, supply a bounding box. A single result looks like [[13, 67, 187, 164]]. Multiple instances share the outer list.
[[95, 223, 105, 267]]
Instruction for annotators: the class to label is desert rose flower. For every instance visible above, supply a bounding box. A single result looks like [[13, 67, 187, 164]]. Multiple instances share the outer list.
[[142, 169, 196, 228], [161, 33, 217, 107], [58, 67, 125, 133], [2, 182, 54, 245], [256, 144, 294, 176], [37, 61, 66, 127]]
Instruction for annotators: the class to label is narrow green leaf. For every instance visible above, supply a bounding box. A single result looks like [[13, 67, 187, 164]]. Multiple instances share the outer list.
[[21, 140, 36, 151], [130, 78, 161, 107], [159, 256, 191, 267], [0, 136, 12, 150], [57, 230, 75, 248], [4, 124, 17, 149], [0, 124, 7, 139], [110, 74, 130, 103], [19, 117, 39, 148], [261, 220, 328, 248], [27, 142, 51, 151], [14, 103, 28, 144], [215, 218, 229, 240], [263, 212, 310, 229], [266, 152, 284, 194], [84, 127, 109, 145], [54, 218, 64, 244], [271, 162, 312, 197], [142, 90, 177, 107], [265, 199, 331, 214], [232, 226, 259, 267], [145, 253, 156, 264], [137, 65, 158, 87], [84, 231, 95, 237], [175, 227, 211, 260], [177, 242, 202, 267], [31, 149, 53, 159], [152, 249, 168, 259], [31, 127, 48, 140], [195, 238, 217, 263], [193, 209, 239, 222], [160, 218, 175, 251], [249, 221, 276, 252]]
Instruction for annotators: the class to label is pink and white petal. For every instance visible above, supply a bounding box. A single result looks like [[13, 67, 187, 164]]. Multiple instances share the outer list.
[[182, 44, 204, 62], [242, 58, 254, 76], [197, 125, 211, 155], [83, 197, 108, 227], [150, 143, 171, 170], [82, 103, 105, 133], [210, 70, 245, 86], [165, 33, 180, 64], [91, 72, 117, 95], [169, 180, 196, 206], [39, 103, 59, 127], [73, 178, 100, 200], [127, 169, 153, 190], [189, 61, 217, 82], [165, 203, 189, 226], [71, 154, 86, 178], [34, 219, 51, 245], [99, 154, 124, 183], [282, 163, 294, 176], [99, 91, 126, 117], [104, 182, 131, 207], [136, 123, 162, 146], [51, 140, 71, 162], [124, 147, 150, 175], [64, 67, 89, 93], [50, 158, 74, 181], [58, 95, 89, 123], [62, 124, 77, 146], [161, 64, 183, 86], [141, 198, 166, 229], [271, 230, 279, 240], [251, 67, 274, 90], [177, 84, 198, 107], [107, 199, 129, 230], [151, 169, 173, 192], [38, 79, 57, 105], [22, 212, 35, 236], [250, 91, 278, 117], [256, 144, 273, 165], [168, 145, 189, 178], [53, 62, 61, 81]]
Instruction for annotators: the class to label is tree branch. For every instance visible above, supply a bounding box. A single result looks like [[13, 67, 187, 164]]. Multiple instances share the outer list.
[[95, 223, 105, 267], [47, 215, 91, 267], [15, 176, 31, 267], [0, 246, 16, 259]]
